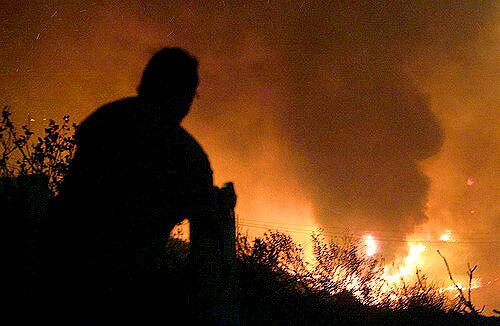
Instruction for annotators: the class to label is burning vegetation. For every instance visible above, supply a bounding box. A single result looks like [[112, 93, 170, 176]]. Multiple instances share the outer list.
[[172, 228, 494, 323]]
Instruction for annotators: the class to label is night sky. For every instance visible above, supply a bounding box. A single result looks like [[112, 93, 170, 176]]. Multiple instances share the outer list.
[[1, 1, 498, 312]]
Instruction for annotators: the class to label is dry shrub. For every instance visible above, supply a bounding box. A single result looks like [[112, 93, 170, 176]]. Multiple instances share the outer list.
[[0, 106, 77, 195]]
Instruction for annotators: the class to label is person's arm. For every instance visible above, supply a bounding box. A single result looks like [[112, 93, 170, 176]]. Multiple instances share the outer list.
[[179, 134, 238, 322], [189, 181, 238, 324]]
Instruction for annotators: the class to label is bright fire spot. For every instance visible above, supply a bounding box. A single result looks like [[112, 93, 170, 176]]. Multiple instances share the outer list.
[[364, 234, 377, 256], [470, 278, 481, 289], [400, 242, 426, 275], [383, 242, 427, 284], [439, 229, 454, 242], [440, 278, 482, 293], [466, 177, 475, 186]]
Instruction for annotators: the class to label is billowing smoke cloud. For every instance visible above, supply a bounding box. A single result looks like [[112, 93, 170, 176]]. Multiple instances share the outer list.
[[282, 68, 444, 231], [1, 0, 498, 307]]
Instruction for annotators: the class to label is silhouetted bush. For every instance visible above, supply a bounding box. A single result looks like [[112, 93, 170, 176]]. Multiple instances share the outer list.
[[159, 231, 498, 325], [1, 106, 77, 195]]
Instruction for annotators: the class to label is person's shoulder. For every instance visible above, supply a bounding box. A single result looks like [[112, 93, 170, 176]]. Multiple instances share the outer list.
[[174, 127, 204, 149], [79, 97, 139, 133], [174, 126, 211, 162], [82, 97, 139, 124]]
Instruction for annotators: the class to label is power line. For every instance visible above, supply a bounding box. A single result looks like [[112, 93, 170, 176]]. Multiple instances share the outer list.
[[240, 218, 495, 236], [238, 222, 500, 245]]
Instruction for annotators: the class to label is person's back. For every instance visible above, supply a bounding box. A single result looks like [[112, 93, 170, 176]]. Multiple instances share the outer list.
[[65, 96, 212, 251], [49, 48, 214, 322]]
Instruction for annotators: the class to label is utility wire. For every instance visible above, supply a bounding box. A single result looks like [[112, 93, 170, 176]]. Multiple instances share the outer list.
[[240, 218, 495, 236], [238, 222, 499, 245]]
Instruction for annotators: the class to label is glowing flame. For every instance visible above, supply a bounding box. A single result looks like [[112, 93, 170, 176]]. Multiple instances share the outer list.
[[440, 278, 482, 293], [439, 229, 454, 242], [364, 234, 377, 257], [399, 242, 426, 276], [469, 277, 482, 290], [384, 242, 427, 283]]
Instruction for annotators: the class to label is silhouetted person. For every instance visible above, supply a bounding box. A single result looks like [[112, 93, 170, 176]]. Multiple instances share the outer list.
[[45, 48, 230, 324]]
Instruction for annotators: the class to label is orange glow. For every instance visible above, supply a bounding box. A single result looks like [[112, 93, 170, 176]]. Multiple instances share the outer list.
[[364, 234, 377, 257], [1, 1, 497, 314], [170, 219, 190, 241]]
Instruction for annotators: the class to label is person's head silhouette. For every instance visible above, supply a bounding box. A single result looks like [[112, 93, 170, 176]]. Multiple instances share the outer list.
[[137, 47, 199, 122]]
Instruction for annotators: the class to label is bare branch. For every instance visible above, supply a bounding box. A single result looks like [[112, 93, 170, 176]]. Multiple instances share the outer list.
[[437, 250, 479, 316]]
